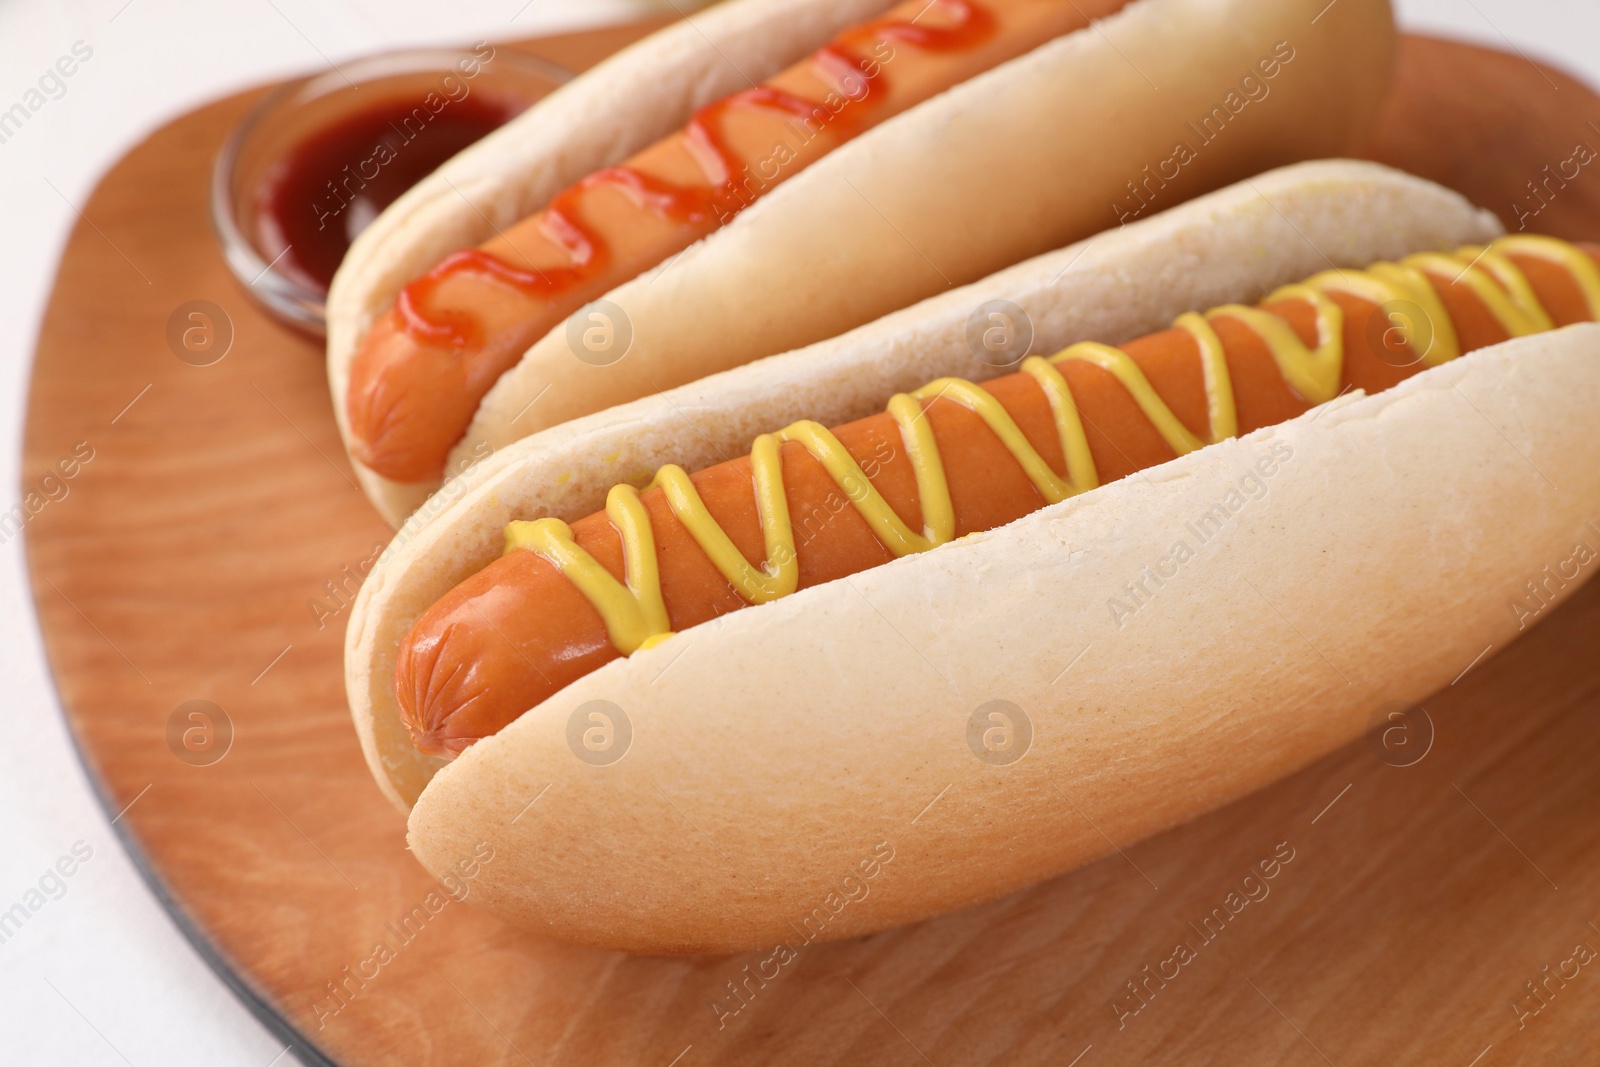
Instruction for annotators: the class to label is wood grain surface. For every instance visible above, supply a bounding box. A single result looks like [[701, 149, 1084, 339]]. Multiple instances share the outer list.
[[23, 25, 1600, 1067]]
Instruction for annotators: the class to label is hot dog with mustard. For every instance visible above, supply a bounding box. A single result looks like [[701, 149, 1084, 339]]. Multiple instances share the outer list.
[[347, 162, 1600, 954]]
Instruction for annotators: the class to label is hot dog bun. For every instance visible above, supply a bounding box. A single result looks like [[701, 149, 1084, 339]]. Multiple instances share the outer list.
[[328, 0, 1398, 525], [410, 322, 1600, 954], [340, 162, 1596, 955]]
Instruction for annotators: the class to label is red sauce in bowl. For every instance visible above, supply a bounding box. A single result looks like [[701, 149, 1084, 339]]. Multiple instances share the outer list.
[[253, 93, 524, 294]]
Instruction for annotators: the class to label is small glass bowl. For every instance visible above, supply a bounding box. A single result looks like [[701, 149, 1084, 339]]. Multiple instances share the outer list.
[[211, 46, 571, 335]]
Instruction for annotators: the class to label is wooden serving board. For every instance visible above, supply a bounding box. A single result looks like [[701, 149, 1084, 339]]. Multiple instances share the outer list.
[[25, 29, 1600, 1067]]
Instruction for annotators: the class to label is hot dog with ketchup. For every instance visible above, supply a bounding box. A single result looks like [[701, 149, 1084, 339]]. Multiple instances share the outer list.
[[327, 0, 1398, 523], [348, 162, 1600, 954]]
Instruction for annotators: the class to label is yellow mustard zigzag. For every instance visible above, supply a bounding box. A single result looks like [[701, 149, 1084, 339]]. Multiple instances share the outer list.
[[504, 235, 1598, 654]]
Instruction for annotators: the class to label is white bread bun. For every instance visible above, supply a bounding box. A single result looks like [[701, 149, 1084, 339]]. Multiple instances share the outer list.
[[330, 0, 1398, 524], [409, 321, 1600, 954], [342, 162, 1572, 955]]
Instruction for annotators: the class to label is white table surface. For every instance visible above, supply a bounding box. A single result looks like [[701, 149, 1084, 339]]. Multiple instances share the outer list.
[[0, 1, 1595, 1063]]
